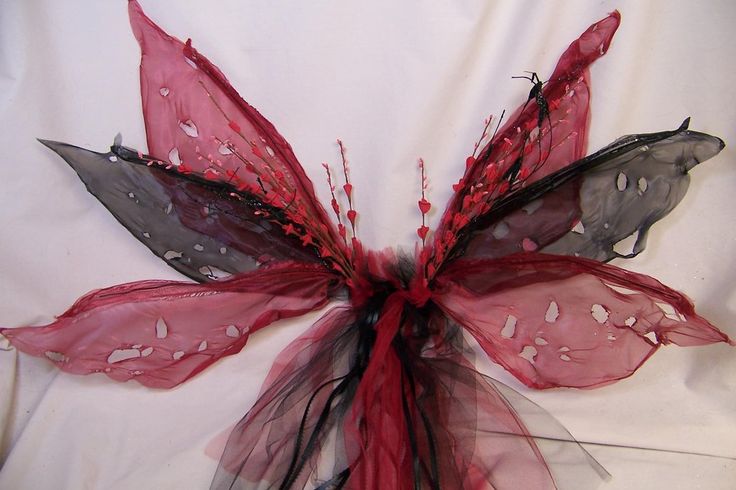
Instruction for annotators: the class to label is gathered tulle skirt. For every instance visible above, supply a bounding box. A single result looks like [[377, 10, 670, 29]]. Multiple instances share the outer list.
[[212, 303, 608, 489]]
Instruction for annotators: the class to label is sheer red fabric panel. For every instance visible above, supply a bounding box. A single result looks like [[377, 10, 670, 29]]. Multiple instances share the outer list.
[[129, 1, 339, 247], [1, 264, 337, 389], [435, 254, 731, 389], [436, 12, 620, 244]]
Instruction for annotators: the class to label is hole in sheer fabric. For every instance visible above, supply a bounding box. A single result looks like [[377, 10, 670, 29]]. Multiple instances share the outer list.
[[107, 348, 141, 364], [616, 171, 628, 191], [501, 315, 517, 338], [179, 119, 199, 138], [591, 304, 609, 324], [638, 177, 648, 193], [163, 250, 183, 260], [45, 351, 68, 362], [198, 265, 232, 280], [544, 301, 559, 323], [218, 143, 233, 155], [613, 230, 639, 256], [519, 345, 538, 363], [168, 147, 181, 166], [492, 222, 510, 239], [606, 284, 639, 296], [656, 302, 685, 322], [156, 317, 169, 339], [522, 237, 538, 251]]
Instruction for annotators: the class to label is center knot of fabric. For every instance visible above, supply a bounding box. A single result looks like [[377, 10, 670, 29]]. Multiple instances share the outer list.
[[399, 278, 432, 308]]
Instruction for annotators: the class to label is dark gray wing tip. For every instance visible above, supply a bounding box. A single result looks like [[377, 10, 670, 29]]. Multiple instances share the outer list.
[[37, 138, 63, 150]]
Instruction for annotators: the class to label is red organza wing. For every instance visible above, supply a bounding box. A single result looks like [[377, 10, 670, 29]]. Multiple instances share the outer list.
[[0, 264, 336, 389], [434, 254, 732, 389], [129, 0, 341, 248], [486, 11, 620, 181], [434, 12, 620, 256]]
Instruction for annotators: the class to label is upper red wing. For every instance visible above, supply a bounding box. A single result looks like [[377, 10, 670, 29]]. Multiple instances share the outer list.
[[129, 1, 343, 255], [433, 12, 620, 265]]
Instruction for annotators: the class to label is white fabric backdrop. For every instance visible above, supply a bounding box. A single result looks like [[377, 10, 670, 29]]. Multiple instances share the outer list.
[[0, 1, 734, 488]]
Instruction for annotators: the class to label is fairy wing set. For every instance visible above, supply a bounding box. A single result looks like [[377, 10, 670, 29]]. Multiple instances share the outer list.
[[1, 1, 732, 488]]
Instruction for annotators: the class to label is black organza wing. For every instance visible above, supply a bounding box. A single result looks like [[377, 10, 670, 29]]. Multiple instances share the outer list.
[[42, 139, 323, 282], [452, 120, 725, 262], [542, 123, 724, 260]]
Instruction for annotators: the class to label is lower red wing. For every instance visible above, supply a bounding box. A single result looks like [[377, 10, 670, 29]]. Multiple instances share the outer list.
[[1, 263, 337, 389], [434, 254, 732, 389]]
